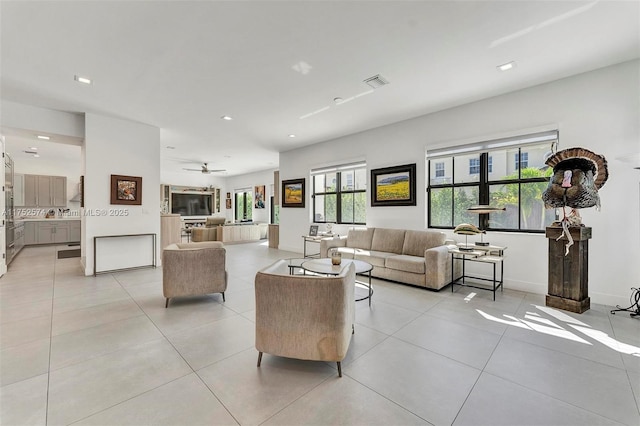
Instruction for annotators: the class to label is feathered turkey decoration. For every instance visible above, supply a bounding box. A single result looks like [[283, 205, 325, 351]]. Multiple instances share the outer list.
[[541, 147, 608, 254]]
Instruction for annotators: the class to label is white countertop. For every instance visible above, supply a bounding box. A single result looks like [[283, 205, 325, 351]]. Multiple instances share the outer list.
[[18, 217, 81, 221]]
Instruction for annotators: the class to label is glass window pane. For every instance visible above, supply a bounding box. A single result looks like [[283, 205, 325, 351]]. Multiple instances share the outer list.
[[429, 157, 452, 185], [521, 182, 555, 230], [454, 153, 480, 183], [354, 168, 366, 190], [354, 192, 366, 223], [324, 194, 337, 222], [314, 194, 325, 222], [489, 183, 519, 229], [246, 191, 252, 220], [314, 175, 325, 193], [453, 186, 479, 226], [429, 187, 452, 227], [341, 193, 354, 223], [341, 171, 354, 191], [326, 172, 337, 192]]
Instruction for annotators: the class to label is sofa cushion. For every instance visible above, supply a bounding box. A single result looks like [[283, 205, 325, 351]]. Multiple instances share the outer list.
[[402, 230, 446, 257], [354, 250, 395, 268], [335, 247, 357, 259], [371, 228, 405, 254], [385, 254, 425, 274], [347, 228, 375, 250]]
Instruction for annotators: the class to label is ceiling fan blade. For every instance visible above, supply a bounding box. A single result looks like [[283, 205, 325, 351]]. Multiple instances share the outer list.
[[182, 168, 203, 172]]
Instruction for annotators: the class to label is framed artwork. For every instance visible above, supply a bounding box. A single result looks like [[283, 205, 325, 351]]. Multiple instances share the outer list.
[[282, 178, 305, 208], [110, 174, 142, 205], [226, 192, 231, 199], [226, 198, 232, 209], [254, 185, 265, 209], [309, 225, 318, 236], [371, 163, 416, 207]]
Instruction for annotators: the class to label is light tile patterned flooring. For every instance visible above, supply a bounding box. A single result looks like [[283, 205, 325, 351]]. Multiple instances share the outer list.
[[1, 242, 639, 425]]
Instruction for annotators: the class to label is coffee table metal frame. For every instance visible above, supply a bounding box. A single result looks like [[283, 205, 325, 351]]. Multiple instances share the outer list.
[[301, 258, 374, 306]]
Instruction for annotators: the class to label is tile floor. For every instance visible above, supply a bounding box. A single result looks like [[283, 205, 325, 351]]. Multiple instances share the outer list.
[[1, 242, 638, 425]]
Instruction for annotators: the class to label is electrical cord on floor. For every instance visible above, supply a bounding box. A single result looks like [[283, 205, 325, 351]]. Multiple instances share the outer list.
[[610, 287, 640, 318]]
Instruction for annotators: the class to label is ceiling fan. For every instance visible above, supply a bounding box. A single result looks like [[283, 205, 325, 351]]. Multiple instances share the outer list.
[[182, 163, 226, 174]]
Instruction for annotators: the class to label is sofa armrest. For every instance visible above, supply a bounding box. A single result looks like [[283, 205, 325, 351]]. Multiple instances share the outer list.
[[424, 245, 458, 290], [320, 236, 347, 258]]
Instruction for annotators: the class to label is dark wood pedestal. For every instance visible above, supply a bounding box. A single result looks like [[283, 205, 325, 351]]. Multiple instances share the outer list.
[[545, 226, 592, 313]]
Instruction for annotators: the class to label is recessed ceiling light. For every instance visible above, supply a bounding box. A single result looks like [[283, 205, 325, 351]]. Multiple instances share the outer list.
[[33, 154, 40, 158], [74, 75, 92, 84], [37, 135, 50, 140], [497, 61, 516, 71], [165, 146, 175, 149], [30, 147, 38, 151], [221, 115, 233, 121], [288, 134, 296, 138], [333, 97, 343, 104]]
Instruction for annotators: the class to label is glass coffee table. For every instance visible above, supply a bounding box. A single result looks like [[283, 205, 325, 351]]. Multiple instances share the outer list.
[[301, 258, 374, 306]]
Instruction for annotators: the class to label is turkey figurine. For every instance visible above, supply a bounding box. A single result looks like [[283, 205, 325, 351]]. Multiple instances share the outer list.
[[541, 147, 608, 254]]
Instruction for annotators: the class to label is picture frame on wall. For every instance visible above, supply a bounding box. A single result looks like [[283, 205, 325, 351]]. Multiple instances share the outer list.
[[281, 178, 305, 208], [370, 163, 416, 207], [226, 198, 232, 209], [254, 185, 265, 209], [110, 174, 142, 205], [226, 192, 231, 199]]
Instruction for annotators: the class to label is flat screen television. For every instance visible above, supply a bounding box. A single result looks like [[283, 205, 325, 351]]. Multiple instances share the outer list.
[[171, 193, 213, 216]]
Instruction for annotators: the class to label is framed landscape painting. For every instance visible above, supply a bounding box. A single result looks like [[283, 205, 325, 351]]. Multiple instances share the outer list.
[[282, 178, 305, 208], [371, 163, 416, 206], [110, 174, 142, 205]]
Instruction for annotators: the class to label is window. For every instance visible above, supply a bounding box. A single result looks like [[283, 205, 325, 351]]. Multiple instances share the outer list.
[[312, 163, 366, 224], [471, 156, 492, 174], [235, 190, 253, 221], [427, 130, 558, 233], [469, 158, 480, 175], [435, 162, 445, 178], [515, 152, 529, 169]]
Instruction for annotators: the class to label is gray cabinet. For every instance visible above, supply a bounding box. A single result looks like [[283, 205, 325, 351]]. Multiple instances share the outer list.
[[25, 220, 81, 245], [23, 174, 67, 207], [24, 222, 36, 245]]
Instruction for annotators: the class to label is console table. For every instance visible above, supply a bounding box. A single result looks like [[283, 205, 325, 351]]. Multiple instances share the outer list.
[[449, 244, 506, 300]]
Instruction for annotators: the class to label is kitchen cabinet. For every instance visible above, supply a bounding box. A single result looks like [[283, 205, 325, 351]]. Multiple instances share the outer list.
[[24, 222, 36, 245], [23, 174, 67, 207], [23, 220, 80, 245]]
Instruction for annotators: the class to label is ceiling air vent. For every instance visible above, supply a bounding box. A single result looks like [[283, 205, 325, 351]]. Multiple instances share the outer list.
[[363, 74, 389, 89]]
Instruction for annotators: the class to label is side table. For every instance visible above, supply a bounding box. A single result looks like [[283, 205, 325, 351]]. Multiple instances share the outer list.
[[449, 245, 506, 301]]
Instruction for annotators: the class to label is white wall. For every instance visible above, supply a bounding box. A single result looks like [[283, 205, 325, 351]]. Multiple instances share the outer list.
[[225, 168, 277, 223], [1, 101, 85, 138], [83, 113, 161, 274], [279, 60, 640, 306]]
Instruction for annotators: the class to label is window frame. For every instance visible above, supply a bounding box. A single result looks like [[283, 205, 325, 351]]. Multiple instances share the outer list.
[[312, 164, 366, 225], [427, 131, 557, 233]]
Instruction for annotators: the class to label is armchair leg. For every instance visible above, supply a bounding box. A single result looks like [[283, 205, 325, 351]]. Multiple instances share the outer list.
[[337, 361, 342, 377], [257, 352, 263, 367], [222, 292, 225, 302], [165, 298, 169, 308]]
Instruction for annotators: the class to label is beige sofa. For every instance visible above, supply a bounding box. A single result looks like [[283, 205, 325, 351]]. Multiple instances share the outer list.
[[162, 241, 227, 308], [254, 260, 355, 377], [320, 227, 454, 290]]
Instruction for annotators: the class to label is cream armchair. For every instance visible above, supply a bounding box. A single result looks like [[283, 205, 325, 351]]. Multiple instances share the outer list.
[[190, 217, 226, 242], [254, 260, 355, 377], [162, 241, 227, 308]]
